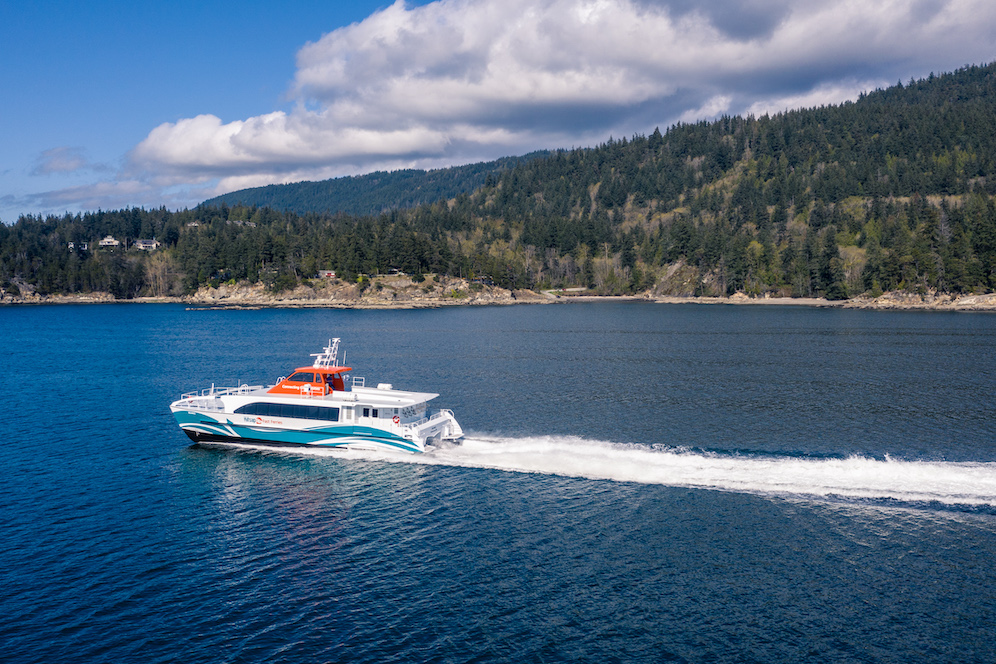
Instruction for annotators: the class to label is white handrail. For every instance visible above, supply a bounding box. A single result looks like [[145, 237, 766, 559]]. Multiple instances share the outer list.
[[181, 384, 264, 400]]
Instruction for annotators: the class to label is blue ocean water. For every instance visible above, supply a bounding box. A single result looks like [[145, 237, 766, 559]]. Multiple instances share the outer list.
[[1, 302, 995, 663]]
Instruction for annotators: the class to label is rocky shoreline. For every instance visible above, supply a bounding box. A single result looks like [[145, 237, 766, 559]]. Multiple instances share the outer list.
[[652, 290, 996, 311], [3, 274, 996, 311]]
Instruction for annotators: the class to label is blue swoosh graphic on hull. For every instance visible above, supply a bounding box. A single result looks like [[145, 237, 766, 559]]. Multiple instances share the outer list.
[[173, 410, 421, 453]]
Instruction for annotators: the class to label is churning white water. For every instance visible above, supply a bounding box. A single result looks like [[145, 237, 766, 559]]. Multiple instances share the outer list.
[[229, 434, 996, 507]]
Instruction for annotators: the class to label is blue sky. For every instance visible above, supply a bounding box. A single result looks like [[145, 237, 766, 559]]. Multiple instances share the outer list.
[[3, 0, 995, 222]]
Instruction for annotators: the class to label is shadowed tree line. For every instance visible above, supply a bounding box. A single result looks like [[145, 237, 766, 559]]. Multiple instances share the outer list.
[[201, 153, 550, 216]]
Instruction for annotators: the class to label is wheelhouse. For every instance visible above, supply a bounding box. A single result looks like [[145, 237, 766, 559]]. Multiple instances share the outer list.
[[267, 365, 352, 396]]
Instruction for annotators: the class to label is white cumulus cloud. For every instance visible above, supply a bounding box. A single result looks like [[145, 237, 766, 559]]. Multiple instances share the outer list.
[[42, 0, 996, 212]]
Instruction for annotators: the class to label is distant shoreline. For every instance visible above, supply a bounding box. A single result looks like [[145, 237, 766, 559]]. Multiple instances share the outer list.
[[5, 287, 996, 312]]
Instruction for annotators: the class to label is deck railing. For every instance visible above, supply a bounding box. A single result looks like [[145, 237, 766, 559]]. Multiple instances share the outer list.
[[405, 409, 453, 430], [180, 384, 263, 400]]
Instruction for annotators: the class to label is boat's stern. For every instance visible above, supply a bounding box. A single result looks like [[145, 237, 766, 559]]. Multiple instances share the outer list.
[[409, 408, 463, 447]]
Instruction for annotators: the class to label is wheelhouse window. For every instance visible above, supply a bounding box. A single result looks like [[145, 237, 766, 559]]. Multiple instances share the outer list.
[[286, 372, 315, 383]]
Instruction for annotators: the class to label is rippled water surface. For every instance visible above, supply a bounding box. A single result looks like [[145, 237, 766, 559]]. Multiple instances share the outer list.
[[2, 302, 995, 663]]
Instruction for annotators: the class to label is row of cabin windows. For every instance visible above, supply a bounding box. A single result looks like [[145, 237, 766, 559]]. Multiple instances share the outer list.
[[235, 402, 340, 421]]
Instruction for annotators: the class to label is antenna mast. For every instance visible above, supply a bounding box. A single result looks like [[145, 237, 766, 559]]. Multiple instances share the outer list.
[[311, 338, 341, 368]]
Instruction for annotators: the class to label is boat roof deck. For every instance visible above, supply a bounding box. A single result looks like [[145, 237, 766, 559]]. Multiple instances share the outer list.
[[240, 384, 437, 406]]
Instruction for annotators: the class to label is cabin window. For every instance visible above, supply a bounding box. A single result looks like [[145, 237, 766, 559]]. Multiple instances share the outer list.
[[372, 409, 379, 418], [317, 406, 339, 421], [286, 372, 315, 383], [235, 403, 339, 421], [362, 407, 370, 417]]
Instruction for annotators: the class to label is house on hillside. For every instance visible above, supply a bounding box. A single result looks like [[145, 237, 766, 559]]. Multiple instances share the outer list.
[[135, 239, 160, 251], [98, 235, 120, 248], [317, 270, 337, 279]]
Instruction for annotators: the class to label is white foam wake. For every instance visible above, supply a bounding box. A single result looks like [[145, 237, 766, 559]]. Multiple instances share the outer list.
[[416, 435, 996, 506], [225, 435, 996, 506]]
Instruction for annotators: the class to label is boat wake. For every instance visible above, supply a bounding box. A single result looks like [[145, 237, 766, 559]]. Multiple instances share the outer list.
[[211, 434, 996, 509]]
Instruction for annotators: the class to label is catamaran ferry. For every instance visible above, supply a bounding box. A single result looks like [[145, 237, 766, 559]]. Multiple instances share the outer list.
[[170, 339, 463, 454]]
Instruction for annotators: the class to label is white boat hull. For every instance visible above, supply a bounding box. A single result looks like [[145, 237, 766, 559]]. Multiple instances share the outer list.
[[170, 389, 463, 455]]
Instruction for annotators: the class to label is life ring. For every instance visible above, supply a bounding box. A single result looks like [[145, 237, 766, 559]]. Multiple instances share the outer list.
[[393, 415, 400, 424]]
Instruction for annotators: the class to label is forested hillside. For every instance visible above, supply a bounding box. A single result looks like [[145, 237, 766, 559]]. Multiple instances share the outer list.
[[201, 153, 548, 216], [4, 62, 996, 300]]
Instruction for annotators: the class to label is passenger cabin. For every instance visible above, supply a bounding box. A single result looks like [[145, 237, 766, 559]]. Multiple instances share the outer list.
[[267, 366, 352, 396]]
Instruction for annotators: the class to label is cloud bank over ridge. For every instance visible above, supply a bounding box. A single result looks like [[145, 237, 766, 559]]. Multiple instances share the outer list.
[[25, 0, 996, 214]]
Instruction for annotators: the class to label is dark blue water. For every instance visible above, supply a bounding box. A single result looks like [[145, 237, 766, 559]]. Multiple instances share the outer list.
[[2, 302, 995, 663]]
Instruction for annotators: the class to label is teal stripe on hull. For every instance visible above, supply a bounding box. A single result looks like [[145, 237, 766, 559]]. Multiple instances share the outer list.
[[172, 410, 422, 454]]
